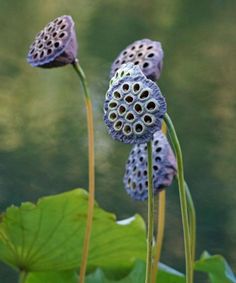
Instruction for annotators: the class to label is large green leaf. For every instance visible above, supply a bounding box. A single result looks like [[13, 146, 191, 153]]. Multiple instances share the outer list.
[[195, 251, 236, 283], [157, 263, 185, 283], [86, 260, 185, 283], [0, 189, 146, 272], [26, 270, 78, 283], [24, 260, 185, 283]]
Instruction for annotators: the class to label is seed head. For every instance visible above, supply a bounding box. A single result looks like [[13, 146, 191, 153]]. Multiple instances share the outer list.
[[27, 15, 77, 68], [123, 131, 177, 201], [110, 39, 164, 81], [109, 62, 143, 87], [104, 64, 167, 144]]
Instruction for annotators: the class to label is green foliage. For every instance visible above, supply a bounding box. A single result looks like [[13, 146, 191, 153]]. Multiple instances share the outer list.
[[195, 251, 236, 283], [26, 270, 78, 283], [21, 254, 236, 283], [24, 260, 185, 283], [0, 190, 235, 283], [86, 260, 185, 283], [0, 189, 146, 272]]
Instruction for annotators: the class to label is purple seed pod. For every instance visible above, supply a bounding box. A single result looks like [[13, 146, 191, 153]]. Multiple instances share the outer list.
[[105, 63, 144, 101], [109, 62, 144, 87], [110, 39, 164, 81], [27, 15, 77, 68], [104, 65, 167, 144], [123, 131, 177, 201]]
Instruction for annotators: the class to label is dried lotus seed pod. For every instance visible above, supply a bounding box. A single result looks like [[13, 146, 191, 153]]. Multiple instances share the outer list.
[[110, 39, 164, 81], [105, 63, 143, 100], [109, 62, 143, 86], [27, 15, 77, 68], [104, 65, 166, 144], [123, 131, 177, 201]]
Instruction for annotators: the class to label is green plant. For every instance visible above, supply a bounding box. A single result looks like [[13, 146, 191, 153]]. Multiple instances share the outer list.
[[27, 15, 95, 283], [0, 13, 235, 283]]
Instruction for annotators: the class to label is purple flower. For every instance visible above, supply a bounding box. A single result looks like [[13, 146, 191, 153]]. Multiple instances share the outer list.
[[123, 131, 177, 201], [104, 64, 167, 144], [27, 15, 77, 68], [110, 39, 164, 81]]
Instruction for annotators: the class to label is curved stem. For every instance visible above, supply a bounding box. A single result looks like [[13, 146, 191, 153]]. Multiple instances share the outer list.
[[151, 190, 166, 283], [145, 141, 154, 283], [164, 113, 193, 283], [72, 61, 95, 283], [19, 271, 27, 283], [185, 181, 196, 264]]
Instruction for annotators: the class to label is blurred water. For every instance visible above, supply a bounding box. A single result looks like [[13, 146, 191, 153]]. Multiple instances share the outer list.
[[0, 0, 236, 282]]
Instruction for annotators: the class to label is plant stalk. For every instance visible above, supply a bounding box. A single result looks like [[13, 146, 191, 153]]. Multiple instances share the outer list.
[[72, 60, 95, 283], [151, 121, 167, 282], [151, 190, 166, 283], [145, 141, 154, 283], [164, 113, 193, 283], [19, 271, 27, 283], [185, 181, 196, 264]]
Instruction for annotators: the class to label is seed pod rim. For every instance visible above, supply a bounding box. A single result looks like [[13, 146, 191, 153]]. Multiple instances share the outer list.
[[27, 15, 77, 68]]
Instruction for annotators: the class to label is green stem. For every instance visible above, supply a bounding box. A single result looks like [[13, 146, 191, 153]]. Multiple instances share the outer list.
[[164, 113, 193, 283], [72, 60, 95, 283], [145, 141, 154, 283], [185, 181, 196, 264], [72, 60, 89, 99], [19, 271, 27, 283]]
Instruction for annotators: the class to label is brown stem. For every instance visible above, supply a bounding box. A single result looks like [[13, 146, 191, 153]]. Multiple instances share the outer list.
[[72, 62, 95, 283], [151, 190, 166, 282]]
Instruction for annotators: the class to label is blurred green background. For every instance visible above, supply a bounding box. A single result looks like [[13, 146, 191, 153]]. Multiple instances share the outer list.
[[0, 0, 235, 282]]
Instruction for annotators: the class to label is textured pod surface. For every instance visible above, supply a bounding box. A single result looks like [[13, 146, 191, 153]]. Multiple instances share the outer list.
[[104, 66, 167, 144], [109, 63, 143, 87], [123, 131, 177, 201], [27, 15, 77, 68], [110, 39, 164, 81]]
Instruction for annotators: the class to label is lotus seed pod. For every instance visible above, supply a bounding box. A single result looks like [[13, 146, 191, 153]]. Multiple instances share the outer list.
[[27, 15, 77, 68], [104, 66, 167, 144], [109, 63, 143, 87], [110, 39, 164, 81], [123, 131, 177, 201], [105, 63, 144, 101]]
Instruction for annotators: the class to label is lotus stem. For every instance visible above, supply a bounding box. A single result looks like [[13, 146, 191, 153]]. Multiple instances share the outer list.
[[72, 60, 95, 283], [151, 190, 166, 283], [151, 121, 167, 282], [164, 113, 193, 283], [185, 181, 196, 264], [19, 271, 27, 283], [145, 141, 155, 283]]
